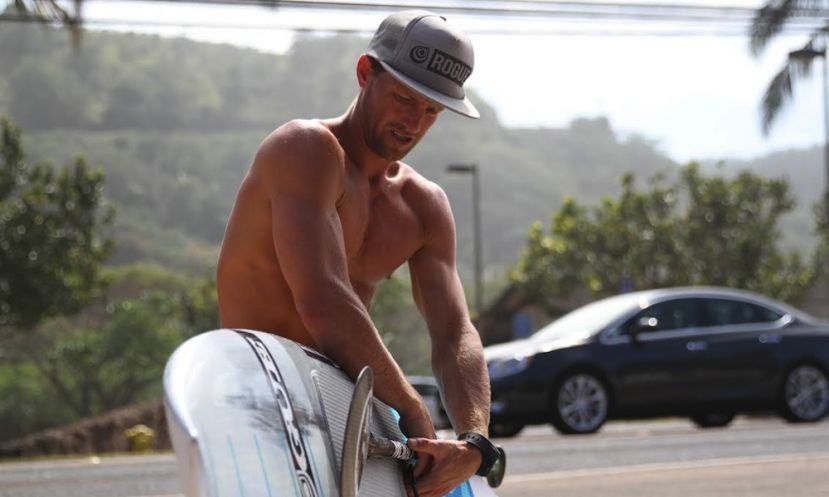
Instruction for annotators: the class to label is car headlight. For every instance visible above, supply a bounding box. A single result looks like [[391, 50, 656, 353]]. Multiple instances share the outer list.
[[488, 356, 532, 380]]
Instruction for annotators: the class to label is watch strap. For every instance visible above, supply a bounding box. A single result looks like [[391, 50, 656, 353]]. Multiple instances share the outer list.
[[457, 432, 500, 476]]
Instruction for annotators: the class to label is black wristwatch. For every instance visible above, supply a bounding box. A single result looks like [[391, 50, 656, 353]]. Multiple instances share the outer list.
[[458, 432, 501, 477]]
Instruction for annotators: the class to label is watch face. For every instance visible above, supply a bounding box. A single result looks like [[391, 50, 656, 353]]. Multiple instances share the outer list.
[[486, 447, 507, 488]]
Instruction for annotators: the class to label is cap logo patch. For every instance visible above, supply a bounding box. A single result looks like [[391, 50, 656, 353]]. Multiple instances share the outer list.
[[426, 48, 471, 85], [410, 46, 430, 63]]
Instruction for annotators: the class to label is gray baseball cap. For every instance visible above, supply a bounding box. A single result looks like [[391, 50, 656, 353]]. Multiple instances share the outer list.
[[367, 10, 479, 119]]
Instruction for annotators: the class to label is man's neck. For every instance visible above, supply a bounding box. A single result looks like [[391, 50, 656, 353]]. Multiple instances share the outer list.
[[327, 102, 393, 179]]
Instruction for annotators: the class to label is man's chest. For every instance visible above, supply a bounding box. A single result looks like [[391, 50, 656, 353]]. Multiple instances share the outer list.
[[337, 178, 423, 283]]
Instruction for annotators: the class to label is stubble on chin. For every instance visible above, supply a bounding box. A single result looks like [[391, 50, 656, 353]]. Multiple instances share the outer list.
[[367, 131, 411, 162]]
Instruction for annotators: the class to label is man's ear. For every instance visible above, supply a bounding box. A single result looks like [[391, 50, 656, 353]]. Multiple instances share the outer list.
[[356, 54, 373, 88]]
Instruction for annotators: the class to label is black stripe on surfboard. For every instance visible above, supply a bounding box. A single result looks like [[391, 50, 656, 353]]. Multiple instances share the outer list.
[[234, 330, 322, 497], [300, 345, 341, 369]]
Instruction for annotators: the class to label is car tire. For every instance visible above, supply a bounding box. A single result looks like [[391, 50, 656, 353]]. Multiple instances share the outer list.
[[550, 371, 609, 435], [779, 364, 829, 423], [489, 422, 524, 438], [690, 412, 735, 428]]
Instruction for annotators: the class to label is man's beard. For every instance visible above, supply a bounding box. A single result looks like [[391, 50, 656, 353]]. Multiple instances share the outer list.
[[366, 127, 414, 161]]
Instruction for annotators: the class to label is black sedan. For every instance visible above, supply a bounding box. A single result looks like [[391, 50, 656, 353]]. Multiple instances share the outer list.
[[485, 286, 829, 437]]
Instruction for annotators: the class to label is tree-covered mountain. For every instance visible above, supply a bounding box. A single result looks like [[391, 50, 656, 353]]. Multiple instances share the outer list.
[[2, 22, 820, 283]]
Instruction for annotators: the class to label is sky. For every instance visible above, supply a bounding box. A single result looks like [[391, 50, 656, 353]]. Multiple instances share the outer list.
[[78, 0, 827, 164]]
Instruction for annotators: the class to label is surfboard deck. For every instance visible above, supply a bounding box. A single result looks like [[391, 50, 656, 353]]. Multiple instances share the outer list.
[[163, 329, 498, 497]]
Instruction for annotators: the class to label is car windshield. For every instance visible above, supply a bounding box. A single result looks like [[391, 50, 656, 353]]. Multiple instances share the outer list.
[[532, 293, 646, 341]]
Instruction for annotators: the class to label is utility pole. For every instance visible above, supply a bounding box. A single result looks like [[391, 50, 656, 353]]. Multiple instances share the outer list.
[[789, 47, 829, 245], [446, 163, 483, 316]]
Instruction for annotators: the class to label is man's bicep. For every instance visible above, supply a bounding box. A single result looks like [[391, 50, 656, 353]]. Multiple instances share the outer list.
[[270, 190, 351, 303], [257, 125, 350, 304], [409, 185, 472, 334]]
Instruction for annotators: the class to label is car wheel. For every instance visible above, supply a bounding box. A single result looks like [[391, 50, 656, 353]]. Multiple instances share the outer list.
[[780, 364, 829, 422], [550, 372, 609, 435], [489, 422, 524, 438], [690, 412, 735, 428]]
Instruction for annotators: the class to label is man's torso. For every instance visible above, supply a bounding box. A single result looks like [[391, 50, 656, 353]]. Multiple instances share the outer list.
[[217, 121, 431, 347]]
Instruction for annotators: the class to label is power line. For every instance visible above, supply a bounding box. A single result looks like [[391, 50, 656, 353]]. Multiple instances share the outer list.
[[106, 0, 829, 18], [2, 11, 824, 37], [92, 0, 829, 22], [2, 0, 826, 37]]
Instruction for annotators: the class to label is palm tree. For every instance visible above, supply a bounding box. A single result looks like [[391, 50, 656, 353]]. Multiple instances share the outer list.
[[752, 2, 829, 281], [750, 1, 828, 134]]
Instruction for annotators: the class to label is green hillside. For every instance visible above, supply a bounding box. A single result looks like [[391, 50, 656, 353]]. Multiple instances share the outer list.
[[2, 22, 820, 279]]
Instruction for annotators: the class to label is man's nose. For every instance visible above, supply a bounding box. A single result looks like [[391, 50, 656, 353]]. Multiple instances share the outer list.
[[401, 106, 427, 133]]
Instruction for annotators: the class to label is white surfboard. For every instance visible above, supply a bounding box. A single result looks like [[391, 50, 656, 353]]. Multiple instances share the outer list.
[[163, 329, 499, 497]]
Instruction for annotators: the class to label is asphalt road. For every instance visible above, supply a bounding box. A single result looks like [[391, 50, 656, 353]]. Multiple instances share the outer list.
[[2, 416, 827, 497], [496, 417, 829, 497]]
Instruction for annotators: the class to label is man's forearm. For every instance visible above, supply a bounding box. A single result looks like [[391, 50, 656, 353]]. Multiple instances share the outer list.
[[432, 326, 490, 435], [300, 292, 425, 425]]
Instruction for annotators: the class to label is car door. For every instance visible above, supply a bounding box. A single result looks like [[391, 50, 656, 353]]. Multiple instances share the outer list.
[[690, 298, 786, 402], [607, 298, 708, 412]]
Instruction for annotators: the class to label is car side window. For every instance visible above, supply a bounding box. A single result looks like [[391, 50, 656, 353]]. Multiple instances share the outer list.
[[620, 298, 703, 335], [413, 383, 438, 397], [701, 299, 783, 326]]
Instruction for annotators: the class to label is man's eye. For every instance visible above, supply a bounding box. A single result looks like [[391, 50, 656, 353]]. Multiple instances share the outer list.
[[395, 93, 412, 102]]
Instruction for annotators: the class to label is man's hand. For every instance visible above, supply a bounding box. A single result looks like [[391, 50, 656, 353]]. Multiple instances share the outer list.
[[397, 404, 438, 484], [406, 438, 482, 497]]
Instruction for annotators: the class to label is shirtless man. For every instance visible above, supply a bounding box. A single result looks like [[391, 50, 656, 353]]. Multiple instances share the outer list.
[[217, 11, 495, 497]]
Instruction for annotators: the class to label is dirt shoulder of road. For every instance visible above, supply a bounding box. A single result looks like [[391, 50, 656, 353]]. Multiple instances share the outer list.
[[0, 398, 171, 459]]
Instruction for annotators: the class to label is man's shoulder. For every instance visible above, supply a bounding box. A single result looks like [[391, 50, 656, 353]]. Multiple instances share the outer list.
[[398, 162, 449, 206], [397, 163, 453, 234], [262, 119, 342, 156], [253, 119, 345, 177]]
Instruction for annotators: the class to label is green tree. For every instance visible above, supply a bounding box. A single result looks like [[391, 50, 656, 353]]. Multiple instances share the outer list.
[[42, 291, 186, 417], [512, 163, 816, 307], [0, 265, 219, 439], [0, 360, 76, 441], [180, 273, 220, 336], [0, 289, 191, 439], [676, 164, 814, 302], [101, 263, 219, 336], [0, 117, 114, 333]]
